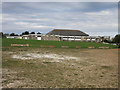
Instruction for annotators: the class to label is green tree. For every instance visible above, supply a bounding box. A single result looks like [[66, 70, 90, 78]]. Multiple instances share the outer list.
[[37, 32, 41, 34], [10, 33, 15, 36], [22, 31, 29, 35], [24, 31, 29, 35], [30, 32, 35, 34], [113, 34, 120, 47], [103, 39, 112, 43]]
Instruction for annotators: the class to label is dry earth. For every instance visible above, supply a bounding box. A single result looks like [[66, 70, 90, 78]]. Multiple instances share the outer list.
[[2, 47, 118, 88]]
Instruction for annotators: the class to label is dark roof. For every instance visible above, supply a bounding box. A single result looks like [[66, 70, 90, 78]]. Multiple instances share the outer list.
[[47, 29, 89, 36]]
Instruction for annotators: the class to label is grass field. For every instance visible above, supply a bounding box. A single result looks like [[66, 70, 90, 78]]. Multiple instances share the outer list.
[[2, 38, 118, 48], [2, 38, 118, 88]]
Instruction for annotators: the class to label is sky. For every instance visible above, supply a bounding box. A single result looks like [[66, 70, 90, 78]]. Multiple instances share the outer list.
[[2, 2, 118, 37]]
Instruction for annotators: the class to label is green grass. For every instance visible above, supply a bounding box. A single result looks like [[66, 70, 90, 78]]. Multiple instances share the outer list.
[[2, 38, 118, 48]]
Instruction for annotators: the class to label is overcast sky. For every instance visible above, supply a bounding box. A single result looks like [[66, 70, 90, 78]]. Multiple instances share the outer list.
[[2, 2, 118, 37]]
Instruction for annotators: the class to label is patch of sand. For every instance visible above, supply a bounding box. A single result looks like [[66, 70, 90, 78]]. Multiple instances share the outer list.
[[11, 53, 78, 62]]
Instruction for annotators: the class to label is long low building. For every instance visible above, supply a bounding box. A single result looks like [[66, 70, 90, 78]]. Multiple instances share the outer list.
[[6, 29, 110, 42], [6, 34, 60, 41], [46, 29, 110, 42]]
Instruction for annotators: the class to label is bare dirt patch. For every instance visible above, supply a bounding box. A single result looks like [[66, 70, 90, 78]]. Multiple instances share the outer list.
[[11, 53, 77, 63], [2, 47, 118, 88]]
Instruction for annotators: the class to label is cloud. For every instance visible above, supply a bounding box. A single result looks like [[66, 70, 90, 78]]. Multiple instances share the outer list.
[[2, 0, 119, 2], [2, 2, 118, 37], [15, 21, 54, 29], [85, 10, 112, 16], [2, 2, 117, 14]]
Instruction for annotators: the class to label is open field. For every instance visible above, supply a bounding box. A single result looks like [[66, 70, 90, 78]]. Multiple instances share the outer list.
[[2, 38, 118, 48], [2, 46, 118, 88]]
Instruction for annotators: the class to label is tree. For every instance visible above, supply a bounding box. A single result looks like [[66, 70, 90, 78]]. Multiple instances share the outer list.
[[10, 33, 18, 36], [24, 31, 29, 35], [22, 31, 29, 35], [113, 34, 120, 47], [22, 32, 25, 35], [10, 33, 15, 36], [37, 32, 41, 34], [3, 33, 9, 38], [14, 34, 18, 36], [103, 39, 112, 43], [30, 32, 35, 34]]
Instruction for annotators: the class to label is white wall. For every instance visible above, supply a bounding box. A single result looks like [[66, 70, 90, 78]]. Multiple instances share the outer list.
[[24, 37, 28, 39], [75, 39, 81, 41], [87, 39, 91, 41], [37, 37, 41, 40], [6, 36, 15, 38]]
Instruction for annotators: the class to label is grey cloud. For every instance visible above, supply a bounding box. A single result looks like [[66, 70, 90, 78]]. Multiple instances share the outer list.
[[2, 2, 117, 14], [2, 2, 118, 37]]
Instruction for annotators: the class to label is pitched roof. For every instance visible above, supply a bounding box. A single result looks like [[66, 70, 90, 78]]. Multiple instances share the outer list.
[[47, 29, 89, 36]]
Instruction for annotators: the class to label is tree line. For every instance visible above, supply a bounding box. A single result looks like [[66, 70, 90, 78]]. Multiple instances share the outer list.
[[0, 31, 41, 37]]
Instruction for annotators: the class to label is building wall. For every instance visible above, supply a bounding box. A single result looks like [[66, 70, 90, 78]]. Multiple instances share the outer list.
[[59, 36, 110, 42], [7, 34, 110, 43], [29, 34, 37, 40], [22, 34, 60, 41], [37, 37, 42, 40], [22, 35, 30, 39], [41, 35, 60, 41], [6, 36, 15, 38]]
